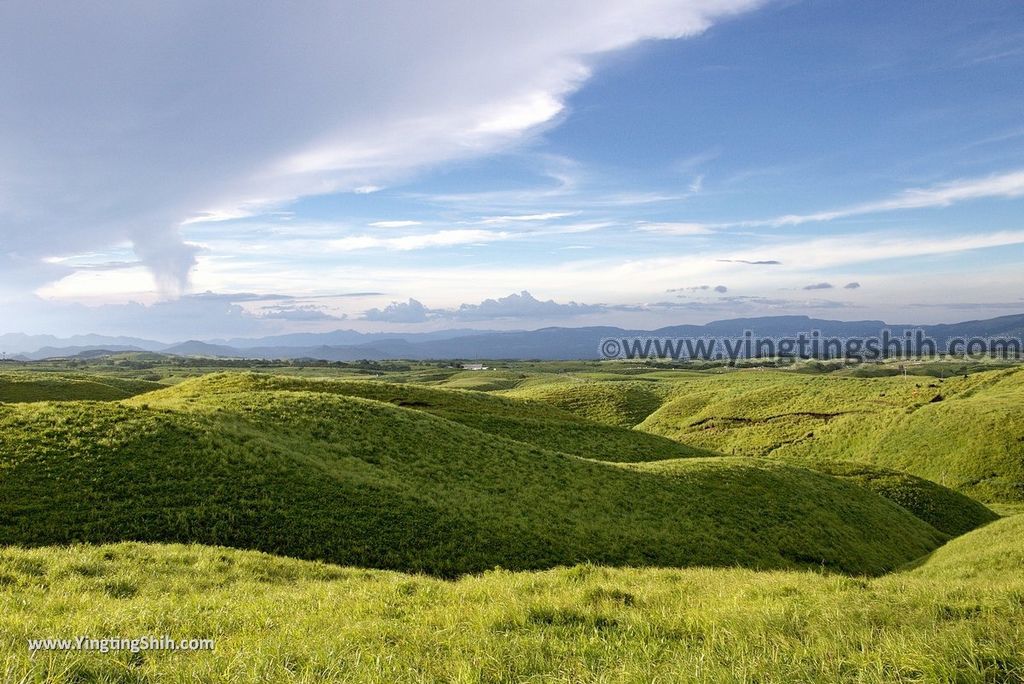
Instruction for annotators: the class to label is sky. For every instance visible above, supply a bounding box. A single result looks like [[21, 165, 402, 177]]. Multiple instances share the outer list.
[[2, 0, 1024, 340]]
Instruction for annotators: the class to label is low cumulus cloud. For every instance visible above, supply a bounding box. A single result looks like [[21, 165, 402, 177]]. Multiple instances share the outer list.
[[844, 282, 861, 289], [362, 290, 607, 323], [448, 291, 604, 321], [666, 285, 729, 293], [803, 282, 834, 290], [363, 299, 432, 324], [258, 305, 346, 322]]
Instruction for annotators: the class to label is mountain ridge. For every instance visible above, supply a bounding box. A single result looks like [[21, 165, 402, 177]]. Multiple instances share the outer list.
[[5, 313, 1024, 360]]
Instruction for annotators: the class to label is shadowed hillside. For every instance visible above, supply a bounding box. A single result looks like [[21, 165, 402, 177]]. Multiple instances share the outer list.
[[0, 372, 162, 403], [740, 459, 996, 537]]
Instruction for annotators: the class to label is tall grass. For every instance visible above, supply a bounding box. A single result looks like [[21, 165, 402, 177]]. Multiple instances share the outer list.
[[1, 516, 1022, 682]]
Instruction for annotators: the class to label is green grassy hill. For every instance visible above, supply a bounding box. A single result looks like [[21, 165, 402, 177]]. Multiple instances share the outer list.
[[166, 373, 703, 463], [0, 372, 162, 403], [593, 367, 1024, 502], [505, 379, 670, 428], [0, 373, 963, 576], [1, 516, 1021, 683], [909, 513, 1024, 580], [433, 369, 528, 391], [763, 459, 998, 536]]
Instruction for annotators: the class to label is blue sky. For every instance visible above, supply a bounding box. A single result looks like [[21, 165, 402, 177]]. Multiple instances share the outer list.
[[2, 1, 1023, 339]]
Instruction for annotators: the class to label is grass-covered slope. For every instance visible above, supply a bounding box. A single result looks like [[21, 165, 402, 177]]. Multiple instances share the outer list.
[[434, 370, 528, 391], [769, 459, 998, 537], [910, 513, 1024, 581], [505, 379, 670, 428], [0, 374, 951, 576], [635, 368, 1024, 501], [168, 373, 704, 463], [2, 517, 1022, 683], [0, 372, 161, 403]]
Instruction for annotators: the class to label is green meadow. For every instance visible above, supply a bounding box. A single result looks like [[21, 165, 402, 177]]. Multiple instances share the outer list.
[[0, 360, 1022, 682]]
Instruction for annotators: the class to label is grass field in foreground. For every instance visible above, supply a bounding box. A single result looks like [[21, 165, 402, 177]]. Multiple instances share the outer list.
[[0, 514, 1021, 683]]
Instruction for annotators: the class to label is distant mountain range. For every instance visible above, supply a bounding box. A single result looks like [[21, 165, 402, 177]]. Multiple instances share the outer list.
[[4, 313, 1024, 361]]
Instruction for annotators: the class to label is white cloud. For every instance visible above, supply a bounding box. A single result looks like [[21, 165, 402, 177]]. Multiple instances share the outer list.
[[471, 91, 566, 135], [448, 290, 605, 321], [748, 229, 1024, 268], [768, 170, 1024, 226], [361, 290, 608, 324], [636, 222, 714, 235], [172, 226, 1024, 316], [363, 298, 432, 324], [36, 266, 158, 301], [10, 227, 1024, 336], [479, 212, 576, 224], [0, 1, 768, 295], [187, 217, 610, 258], [258, 305, 345, 322], [675, 170, 1024, 231], [327, 229, 510, 252], [369, 220, 423, 229], [181, 209, 258, 225]]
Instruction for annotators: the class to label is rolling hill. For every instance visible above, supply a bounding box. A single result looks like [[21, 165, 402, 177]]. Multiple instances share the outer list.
[[0, 367, 1017, 682], [505, 379, 672, 428], [631, 367, 1024, 502], [0, 373, 977, 576], [159, 372, 705, 463], [497, 366, 1024, 502], [734, 458, 997, 537], [0, 372, 163, 403]]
